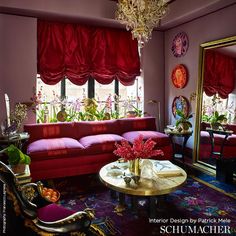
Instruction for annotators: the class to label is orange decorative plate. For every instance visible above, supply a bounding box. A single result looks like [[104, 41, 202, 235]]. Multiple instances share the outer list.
[[171, 64, 188, 89]]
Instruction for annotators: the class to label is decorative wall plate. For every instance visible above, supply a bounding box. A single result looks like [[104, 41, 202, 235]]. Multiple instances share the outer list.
[[172, 96, 189, 118], [171, 32, 189, 57], [171, 64, 188, 88]]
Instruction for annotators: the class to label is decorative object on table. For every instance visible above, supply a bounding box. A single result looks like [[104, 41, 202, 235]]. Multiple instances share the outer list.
[[113, 135, 164, 181], [10, 103, 28, 132], [0, 144, 31, 174], [57, 108, 68, 122], [4, 94, 11, 127], [171, 32, 189, 57], [175, 109, 193, 132], [209, 111, 227, 130], [1, 121, 17, 137], [37, 182, 60, 203], [115, 0, 169, 47], [172, 95, 190, 118], [126, 111, 137, 118], [171, 64, 188, 89]]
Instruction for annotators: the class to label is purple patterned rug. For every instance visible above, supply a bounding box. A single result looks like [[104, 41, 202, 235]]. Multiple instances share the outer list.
[[50, 176, 236, 236]]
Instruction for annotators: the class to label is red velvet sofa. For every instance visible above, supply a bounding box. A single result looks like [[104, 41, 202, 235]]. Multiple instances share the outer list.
[[24, 117, 173, 181], [199, 122, 236, 160]]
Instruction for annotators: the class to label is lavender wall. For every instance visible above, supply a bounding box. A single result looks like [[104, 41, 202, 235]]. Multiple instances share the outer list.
[[0, 14, 37, 126], [143, 31, 165, 131], [164, 4, 236, 148]]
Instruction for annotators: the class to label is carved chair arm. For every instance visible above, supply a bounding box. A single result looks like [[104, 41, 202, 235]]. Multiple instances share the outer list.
[[33, 210, 92, 234]]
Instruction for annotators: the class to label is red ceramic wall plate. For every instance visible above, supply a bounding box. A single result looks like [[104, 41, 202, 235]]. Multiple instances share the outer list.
[[171, 64, 188, 89]]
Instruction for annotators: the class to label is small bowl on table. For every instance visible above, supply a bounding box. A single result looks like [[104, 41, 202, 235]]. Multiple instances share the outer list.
[[41, 187, 60, 203]]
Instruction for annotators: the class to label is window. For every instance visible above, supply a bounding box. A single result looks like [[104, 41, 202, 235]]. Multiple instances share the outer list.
[[35, 75, 143, 122], [202, 92, 236, 123]]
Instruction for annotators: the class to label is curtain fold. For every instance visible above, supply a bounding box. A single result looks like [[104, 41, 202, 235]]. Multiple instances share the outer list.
[[203, 49, 236, 99], [37, 20, 140, 86]]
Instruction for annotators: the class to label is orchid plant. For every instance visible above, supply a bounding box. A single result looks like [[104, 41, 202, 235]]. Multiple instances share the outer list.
[[113, 135, 164, 161], [30, 87, 143, 123]]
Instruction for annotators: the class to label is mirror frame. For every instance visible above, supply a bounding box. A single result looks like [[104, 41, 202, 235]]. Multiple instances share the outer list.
[[193, 35, 236, 169]]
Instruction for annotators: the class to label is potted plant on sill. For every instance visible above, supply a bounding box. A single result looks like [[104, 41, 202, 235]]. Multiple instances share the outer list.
[[0, 144, 31, 174], [175, 109, 193, 132], [209, 111, 227, 130]]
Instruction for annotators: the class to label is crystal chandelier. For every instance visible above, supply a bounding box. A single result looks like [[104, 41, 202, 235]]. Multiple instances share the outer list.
[[116, 0, 169, 47]]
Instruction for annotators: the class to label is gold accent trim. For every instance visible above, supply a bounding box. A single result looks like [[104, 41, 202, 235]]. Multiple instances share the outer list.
[[90, 224, 106, 236], [193, 35, 236, 166], [191, 175, 236, 200], [99, 160, 187, 196]]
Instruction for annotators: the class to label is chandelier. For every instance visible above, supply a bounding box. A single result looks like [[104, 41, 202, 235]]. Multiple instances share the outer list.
[[116, 0, 169, 47]]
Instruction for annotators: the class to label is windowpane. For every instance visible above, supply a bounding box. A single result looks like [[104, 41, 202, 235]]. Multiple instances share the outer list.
[[119, 77, 143, 116], [65, 80, 88, 100], [94, 81, 115, 102], [36, 75, 61, 102]]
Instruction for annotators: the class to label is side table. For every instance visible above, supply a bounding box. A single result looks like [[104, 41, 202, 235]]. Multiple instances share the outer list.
[[0, 132, 29, 150], [206, 128, 234, 183], [164, 128, 193, 162], [205, 128, 233, 159]]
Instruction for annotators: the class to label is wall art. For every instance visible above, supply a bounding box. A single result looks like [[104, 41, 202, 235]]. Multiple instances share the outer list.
[[171, 32, 189, 57], [172, 95, 190, 118], [172, 64, 188, 88]]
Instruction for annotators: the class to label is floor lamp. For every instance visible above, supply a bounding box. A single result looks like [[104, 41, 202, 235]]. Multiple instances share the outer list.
[[147, 100, 161, 132]]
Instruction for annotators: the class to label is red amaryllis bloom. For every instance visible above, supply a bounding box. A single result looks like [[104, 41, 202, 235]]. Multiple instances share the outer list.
[[113, 135, 164, 161]]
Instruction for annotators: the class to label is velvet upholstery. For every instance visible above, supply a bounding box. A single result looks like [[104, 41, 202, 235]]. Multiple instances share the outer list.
[[122, 131, 171, 146], [199, 123, 236, 159], [37, 203, 76, 222], [28, 138, 85, 160], [79, 134, 124, 154], [24, 117, 173, 180], [24, 122, 77, 143], [74, 120, 120, 139]]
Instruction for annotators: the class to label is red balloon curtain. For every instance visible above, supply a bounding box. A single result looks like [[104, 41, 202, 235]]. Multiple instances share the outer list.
[[37, 20, 140, 86], [203, 49, 236, 99]]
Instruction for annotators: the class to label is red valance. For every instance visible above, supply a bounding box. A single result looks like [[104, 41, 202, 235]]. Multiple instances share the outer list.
[[203, 49, 236, 99], [37, 20, 140, 86]]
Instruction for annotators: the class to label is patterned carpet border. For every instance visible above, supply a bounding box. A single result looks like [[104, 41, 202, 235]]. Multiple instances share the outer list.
[[190, 175, 236, 200]]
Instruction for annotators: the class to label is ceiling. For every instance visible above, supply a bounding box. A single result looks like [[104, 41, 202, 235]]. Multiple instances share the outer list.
[[0, 0, 236, 30]]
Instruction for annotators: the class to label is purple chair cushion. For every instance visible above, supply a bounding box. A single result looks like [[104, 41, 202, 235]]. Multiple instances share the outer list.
[[79, 134, 124, 154], [122, 131, 171, 146], [27, 138, 85, 160], [37, 203, 76, 222]]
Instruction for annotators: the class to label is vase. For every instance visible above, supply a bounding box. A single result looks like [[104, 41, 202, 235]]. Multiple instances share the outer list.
[[129, 158, 141, 176], [210, 122, 220, 130]]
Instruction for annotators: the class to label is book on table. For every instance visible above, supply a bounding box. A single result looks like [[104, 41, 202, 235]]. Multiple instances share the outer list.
[[142, 159, 182, 177]]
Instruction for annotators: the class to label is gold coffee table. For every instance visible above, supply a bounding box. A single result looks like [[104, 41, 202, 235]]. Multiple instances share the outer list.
[[99, 159, 187, 216]]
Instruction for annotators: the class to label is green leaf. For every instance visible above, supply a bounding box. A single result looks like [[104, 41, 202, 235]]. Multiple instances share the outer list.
[[3, 144, 31, 165]]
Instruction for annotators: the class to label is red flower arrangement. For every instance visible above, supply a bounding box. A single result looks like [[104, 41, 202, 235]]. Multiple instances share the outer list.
[[113, 135, 164, 161]]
